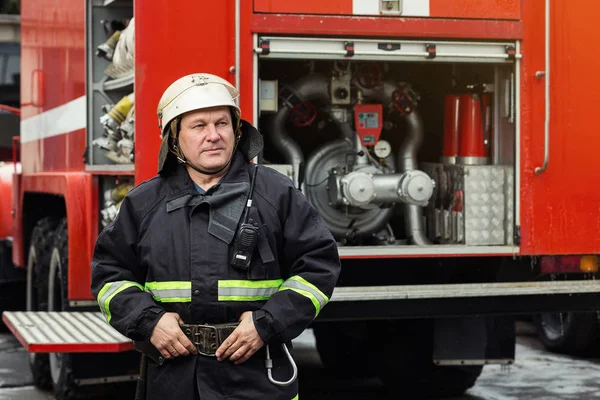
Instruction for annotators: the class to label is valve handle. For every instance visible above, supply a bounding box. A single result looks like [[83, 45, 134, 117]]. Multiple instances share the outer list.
[[392, 90, 414, 115], [290, 101, 317, 127]]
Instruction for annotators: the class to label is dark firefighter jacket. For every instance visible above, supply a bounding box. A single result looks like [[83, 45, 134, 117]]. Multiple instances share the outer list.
[[90, 149, 341, 400]]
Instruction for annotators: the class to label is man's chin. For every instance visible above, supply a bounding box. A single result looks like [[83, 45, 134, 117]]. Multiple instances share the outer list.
[[193, 158, 229, 173]]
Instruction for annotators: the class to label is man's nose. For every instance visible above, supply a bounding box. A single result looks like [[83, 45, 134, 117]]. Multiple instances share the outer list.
[[205, 124, 220, 141]]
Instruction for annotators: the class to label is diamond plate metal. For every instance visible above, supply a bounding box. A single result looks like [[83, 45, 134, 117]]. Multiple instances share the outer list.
[[504, 167, 514, 245], [463, 165, 507, 245], [420, 163, 514, 246]]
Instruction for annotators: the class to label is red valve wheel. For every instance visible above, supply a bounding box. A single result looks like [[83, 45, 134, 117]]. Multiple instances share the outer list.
[[392, 90, 414, 115], [290, 101, 317, 127], [356, 64, 382, 89]]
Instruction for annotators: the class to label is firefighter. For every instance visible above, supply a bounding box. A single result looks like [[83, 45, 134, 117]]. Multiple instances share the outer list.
[[90, 73, 341, 400]]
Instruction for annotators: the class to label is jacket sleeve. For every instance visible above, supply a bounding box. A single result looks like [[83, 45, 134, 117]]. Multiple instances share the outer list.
[[253, 186, 341, 343], [91, 195, 166, 341]]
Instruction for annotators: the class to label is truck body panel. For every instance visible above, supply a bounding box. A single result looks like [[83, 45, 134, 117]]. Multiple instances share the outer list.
[[520, 0, 600, 255], [3, 0, 600, 395]]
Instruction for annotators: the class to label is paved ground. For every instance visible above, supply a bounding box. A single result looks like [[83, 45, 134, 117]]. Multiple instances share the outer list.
[[1, 324, 599, 399]]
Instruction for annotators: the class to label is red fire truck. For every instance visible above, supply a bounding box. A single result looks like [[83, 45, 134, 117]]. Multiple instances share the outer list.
[[2, 0, 600, 399]]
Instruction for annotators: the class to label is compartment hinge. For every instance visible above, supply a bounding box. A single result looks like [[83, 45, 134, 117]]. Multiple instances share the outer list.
[[344, 41, 355, 57], [505, 45, 517, 61], [259, 38, 270, 55], [426, 43, 437, 59]]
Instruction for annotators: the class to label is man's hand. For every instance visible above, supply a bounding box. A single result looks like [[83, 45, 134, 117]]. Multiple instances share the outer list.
[[150, 312, 198, 359], [216, 311, 264, 364]]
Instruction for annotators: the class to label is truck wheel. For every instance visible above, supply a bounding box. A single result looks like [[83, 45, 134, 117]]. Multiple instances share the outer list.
[[428, 365, 483, 398], [534, 312, 599, 355], [26, 217, 59, 390], [313, 321, 373, 378], [47, 219, 78, 400]]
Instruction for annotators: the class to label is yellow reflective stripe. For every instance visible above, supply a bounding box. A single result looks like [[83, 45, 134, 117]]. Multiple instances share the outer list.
[[144, 281, 191, 290], [144, 281, 191, 303], [218, 279, 284, 302], [97, 281, 144, 323], [218, 279, 284, 289], [291, 395, 299, 400], [279, 287, 322, 316], [287, 276, 329, 303], [280, 276, 329, 316], [218, 295, 271, 301]]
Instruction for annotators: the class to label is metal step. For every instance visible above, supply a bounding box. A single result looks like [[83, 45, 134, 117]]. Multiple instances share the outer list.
[[2, 311, 133, 353]]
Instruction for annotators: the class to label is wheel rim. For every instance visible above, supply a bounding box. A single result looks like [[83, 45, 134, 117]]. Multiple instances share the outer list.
[[540, 312, 569, 341], [48, 248, 63, 384]]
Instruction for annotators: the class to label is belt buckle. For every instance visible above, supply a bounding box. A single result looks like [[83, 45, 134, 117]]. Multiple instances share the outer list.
[[193, 324, 219, 357]]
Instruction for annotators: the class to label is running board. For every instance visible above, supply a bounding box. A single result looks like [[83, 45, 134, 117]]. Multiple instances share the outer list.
[[318, 280, 600, 320], [2, 311, 133, 353], [330, 280, 600, 301]]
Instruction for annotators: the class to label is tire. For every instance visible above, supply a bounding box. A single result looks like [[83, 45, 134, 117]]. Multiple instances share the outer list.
[[313, 321, 374, 379], [26, 217, 59, 390], [48, 218, 140, 400], [373, 320, 483, 399], [428, 365, 483, 398], [47, 218, 79, 400], [534, 312, 599, 355]]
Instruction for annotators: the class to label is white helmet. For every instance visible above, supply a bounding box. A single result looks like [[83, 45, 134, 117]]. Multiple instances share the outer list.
[[157, 73, 240, 137], [156, 73, 262, 173]]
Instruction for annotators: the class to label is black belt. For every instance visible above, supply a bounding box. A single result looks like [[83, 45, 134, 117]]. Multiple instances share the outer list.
[[133, 322, 240, 365], [180, 323, 239, 357]]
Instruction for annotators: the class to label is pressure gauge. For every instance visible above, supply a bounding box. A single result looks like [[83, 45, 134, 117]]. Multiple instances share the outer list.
[[374, 140, 391, 159]]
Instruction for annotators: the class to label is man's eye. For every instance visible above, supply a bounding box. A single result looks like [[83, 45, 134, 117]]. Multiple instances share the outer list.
[[217, 121, 228, 126], [194, 124, 205, 129]]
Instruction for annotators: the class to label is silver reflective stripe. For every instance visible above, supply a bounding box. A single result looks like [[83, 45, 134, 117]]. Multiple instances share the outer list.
[[282, 280, 327, 309], [98, 283, 121, 318], [144, 281, 192, 302], [218, 279, 284, 301], [218, 287, 279, 298], [97, 281, 144, 323], [145, 288, 192, 302], [280, 276, 329, 316]]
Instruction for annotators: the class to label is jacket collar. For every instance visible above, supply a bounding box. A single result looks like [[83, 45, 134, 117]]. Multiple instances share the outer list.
[[164, 150, 250, 202]]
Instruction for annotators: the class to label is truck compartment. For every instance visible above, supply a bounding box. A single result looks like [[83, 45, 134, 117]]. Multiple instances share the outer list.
[[86, 0, 134, 171], [256, 36, 519, 253]]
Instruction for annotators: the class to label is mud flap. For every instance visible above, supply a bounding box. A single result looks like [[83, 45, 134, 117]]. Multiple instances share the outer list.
[[433, 316, 516, 365]]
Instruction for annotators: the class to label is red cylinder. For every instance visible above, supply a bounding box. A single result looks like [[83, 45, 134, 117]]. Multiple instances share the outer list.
[[442, 94, 461, 160], [458, 93, 490, 159]]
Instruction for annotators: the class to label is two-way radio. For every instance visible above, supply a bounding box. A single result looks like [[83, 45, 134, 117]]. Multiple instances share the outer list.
[[230, 164, 259, 270]]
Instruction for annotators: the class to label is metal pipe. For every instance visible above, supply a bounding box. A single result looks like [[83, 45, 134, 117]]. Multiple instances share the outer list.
[[399, 111, 431, 245], [515, 41, 522, 226], [268, 109, 304, 189], [288, 74, 330, 100], [234, 0, 240, 95], [336, 120, 367, 165], [268, 74, 331, 188], [535, 0, 550, 175], [359, 80, 431, 245]]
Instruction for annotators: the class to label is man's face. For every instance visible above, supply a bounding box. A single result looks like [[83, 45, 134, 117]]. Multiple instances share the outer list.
[[178, 106, 236, 173]]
